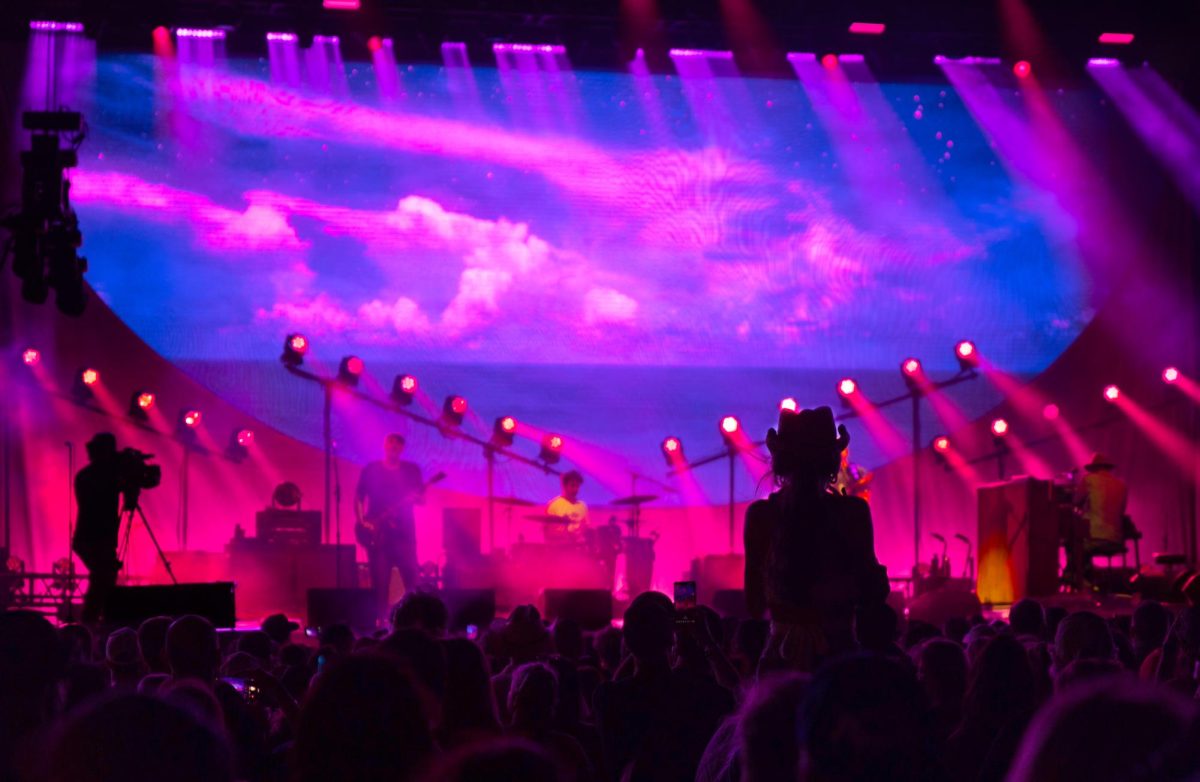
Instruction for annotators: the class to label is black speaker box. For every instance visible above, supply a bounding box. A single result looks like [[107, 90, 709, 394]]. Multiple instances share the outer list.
[[443, 588, 496, 632], [307, 588, 376, 633], [543, 589, 613, 630], [107, 583, 236, 628]]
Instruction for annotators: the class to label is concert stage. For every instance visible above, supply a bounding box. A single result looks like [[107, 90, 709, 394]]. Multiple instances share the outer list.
[[1, 7, 1197, 625]]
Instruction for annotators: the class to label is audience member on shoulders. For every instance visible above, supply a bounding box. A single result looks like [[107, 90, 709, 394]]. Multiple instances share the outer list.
[[744, 407, 889, 672]]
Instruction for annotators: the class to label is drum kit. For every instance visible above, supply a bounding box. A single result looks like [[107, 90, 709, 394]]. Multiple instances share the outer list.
[[492, 492, 661, 597]]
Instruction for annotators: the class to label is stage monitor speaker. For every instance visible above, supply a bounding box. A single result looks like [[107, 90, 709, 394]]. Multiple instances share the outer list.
[[543, 589, 612, 631], [443, 589, 496, 632], [307, 588, 376, 634], [443, 508, 482, 560], [712, 589, 748, 619], [107, 583, 236, 628]]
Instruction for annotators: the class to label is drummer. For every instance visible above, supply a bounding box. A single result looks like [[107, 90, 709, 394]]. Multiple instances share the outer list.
[[545, 470, 589, 544]]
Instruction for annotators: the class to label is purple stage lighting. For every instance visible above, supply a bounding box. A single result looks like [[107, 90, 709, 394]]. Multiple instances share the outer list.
[[176, 28, 226, 39], [1098, 33, 1135, 45], [30, 21, 84, 33], [849, 22, 886, 35], [266, 32, 298, 43], [493, 43, 567, 55]]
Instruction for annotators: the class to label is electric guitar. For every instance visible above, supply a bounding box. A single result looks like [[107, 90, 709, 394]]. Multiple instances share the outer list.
[[355, 471, 446, 549]]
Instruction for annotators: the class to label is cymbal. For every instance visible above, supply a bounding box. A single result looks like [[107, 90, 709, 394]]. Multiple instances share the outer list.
[[524, 514, 571, 524], [493, 495, 537, 507], [610, 494, 659, 506]]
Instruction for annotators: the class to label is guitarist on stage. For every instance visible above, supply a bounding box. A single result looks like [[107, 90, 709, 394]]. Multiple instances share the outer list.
[[355, 433, 427, 619]]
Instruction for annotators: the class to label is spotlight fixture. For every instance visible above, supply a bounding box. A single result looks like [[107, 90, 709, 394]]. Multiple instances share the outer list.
[[21, 348, 40, 366], [932, 436, 950, 453], [492, 416, 517, 447], [661, 436, 684, 464], [954, 340, 979, 370], [539, 433, 564, 464], [442, 395, 468, 427], [1098, 32, 1134, 45], [226, 428, 254, 462], [1042, 403, 1060, 421], [990, 418, 1009, 438], [129, 390, 155, 421], [337, 355, 364, 386], [1013, 60, 1032, 79], [281, 333, 308, 367], [719, 415, 741, 446], [391, 374, 418, 405], [73, 367, 99, 401], [901, 357, 923, 390], [1163, 367, 1180, 384], [779, 397, 799, 414], [820, 53, 838, 69], [1103, 384, 1120, 402], [838, 378, 858, 398], [176, 409, 202, 446]]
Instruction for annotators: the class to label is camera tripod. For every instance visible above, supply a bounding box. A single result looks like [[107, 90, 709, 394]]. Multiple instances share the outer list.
[[117, 496, 177, 585]]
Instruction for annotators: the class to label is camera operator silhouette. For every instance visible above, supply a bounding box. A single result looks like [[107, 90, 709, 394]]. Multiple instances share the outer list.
[[73, 433, 123, 623]]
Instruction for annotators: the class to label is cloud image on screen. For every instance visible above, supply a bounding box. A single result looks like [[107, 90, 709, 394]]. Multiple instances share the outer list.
[[74, 52, 1091, 371], [56, 46, 1130, 506]]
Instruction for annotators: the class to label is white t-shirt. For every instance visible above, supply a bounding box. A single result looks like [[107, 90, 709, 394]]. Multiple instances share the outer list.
[[546, 495, 588, 542]]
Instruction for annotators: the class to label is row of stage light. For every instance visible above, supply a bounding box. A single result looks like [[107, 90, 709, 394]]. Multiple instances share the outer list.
[[279, 334, 566, 465], [963, 373, 1189, 449], [19, 336, 1193, 474], [660, 336, 1193, 468], [31, 20, 1141, 75], [19, 347, 256, 462]]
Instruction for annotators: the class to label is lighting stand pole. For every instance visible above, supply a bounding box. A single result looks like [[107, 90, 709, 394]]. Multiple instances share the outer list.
[[485, 446, 496, 551], [322, 382, 332, 547], [727, 447, 736, 553], [911, 393, 922, 577]]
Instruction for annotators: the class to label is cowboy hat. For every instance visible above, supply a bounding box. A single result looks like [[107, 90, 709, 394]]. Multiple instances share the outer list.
[[1084, 452, 1116, 472], [766, 405, 850, 455]]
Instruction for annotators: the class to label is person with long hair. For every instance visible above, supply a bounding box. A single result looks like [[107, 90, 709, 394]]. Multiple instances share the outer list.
[[744, 406, 889, 672]]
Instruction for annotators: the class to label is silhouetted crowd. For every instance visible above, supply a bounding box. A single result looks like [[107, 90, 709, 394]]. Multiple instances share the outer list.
[[5, 592, 1200, 782]]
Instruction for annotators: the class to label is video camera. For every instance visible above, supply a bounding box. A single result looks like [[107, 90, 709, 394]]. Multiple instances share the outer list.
[[116, 447, 162, 507]]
